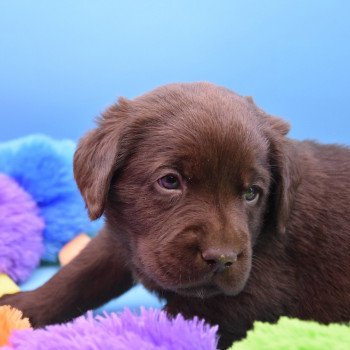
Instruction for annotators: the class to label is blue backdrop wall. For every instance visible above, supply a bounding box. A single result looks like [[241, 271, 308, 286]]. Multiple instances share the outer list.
[[0, 1, 349, 144]]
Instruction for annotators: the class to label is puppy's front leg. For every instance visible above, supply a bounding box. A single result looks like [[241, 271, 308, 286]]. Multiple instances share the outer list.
[[0, 229, 133, 327]]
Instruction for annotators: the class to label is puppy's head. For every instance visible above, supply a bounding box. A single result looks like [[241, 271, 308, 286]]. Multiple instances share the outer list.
[[74, 82, 298, 298]]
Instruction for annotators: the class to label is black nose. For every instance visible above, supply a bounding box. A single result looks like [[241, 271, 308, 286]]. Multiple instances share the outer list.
[[201, 248, 238, 271]]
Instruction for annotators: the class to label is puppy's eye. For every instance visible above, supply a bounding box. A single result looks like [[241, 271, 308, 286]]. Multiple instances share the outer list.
[[243, 186, 259, 202], [158, 174, 181, 190]]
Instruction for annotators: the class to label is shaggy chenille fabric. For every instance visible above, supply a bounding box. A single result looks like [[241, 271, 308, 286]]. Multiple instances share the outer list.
[[231, 317, 350, 350], [0, 135, 101, 262], [5, 308, 218, 350], [0, 174, 44, 283]]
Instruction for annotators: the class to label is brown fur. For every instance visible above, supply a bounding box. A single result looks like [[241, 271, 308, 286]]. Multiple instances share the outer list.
[[1, 82, 349, 349]]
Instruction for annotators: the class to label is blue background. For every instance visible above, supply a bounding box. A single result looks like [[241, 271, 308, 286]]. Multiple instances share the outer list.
[[0, 1, 349, 144], [0, 0, 349, 316]]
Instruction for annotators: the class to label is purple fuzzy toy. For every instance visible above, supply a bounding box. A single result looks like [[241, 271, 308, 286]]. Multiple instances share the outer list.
[[6, 308, 218, 350], [0, 173, 44, 283]]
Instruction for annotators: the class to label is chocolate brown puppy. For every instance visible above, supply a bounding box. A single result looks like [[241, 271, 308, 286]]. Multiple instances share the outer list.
[[1, 83, 349, 348]]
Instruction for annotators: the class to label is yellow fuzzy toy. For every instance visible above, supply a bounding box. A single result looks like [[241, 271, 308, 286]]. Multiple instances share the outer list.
[[0, 274, 20, 298], [0, 306, 31, 346]]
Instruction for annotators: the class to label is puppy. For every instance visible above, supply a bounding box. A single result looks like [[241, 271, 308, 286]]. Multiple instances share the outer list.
[[1, 82, 349, 349]]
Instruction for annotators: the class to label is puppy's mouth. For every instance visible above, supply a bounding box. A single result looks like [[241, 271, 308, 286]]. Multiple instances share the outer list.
[[174, 279, 248, 298], [137, 264, 242, 298], [174, 284, 223, 298], [138, 267, 249, 299]]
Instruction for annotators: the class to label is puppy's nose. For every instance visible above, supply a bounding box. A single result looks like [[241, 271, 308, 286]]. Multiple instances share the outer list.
[[201, 248, 238, 271]]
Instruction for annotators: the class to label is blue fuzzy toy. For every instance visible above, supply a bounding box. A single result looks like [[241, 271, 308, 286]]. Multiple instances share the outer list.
[[0, 135, 101, 262]]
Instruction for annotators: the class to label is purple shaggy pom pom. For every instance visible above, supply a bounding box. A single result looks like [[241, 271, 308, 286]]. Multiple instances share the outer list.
[[7, 308, 218, 350], [0, 173, 44, 283]]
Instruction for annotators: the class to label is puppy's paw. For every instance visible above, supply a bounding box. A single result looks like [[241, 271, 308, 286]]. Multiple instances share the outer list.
[[0, 291, 46, 328]]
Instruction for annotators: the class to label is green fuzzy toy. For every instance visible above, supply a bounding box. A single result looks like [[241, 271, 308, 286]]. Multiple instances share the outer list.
[[230, 317, 350, 350]]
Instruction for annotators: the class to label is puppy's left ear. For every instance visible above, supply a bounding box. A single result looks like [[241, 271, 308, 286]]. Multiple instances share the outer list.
[[264, 115, 290, 136], [245, 96, 291, 136], [245, 95, 300, 235], [264, 116, 301, 235], [74, 98, 131, 220]]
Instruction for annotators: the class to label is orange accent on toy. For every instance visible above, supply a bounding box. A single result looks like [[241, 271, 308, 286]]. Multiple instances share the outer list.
[[58, 233, 91, 266], [0, 305, 32, 346]]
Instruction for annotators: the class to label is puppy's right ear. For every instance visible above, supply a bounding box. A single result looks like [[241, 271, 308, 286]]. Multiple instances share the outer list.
[[74, 98, 130, 220]]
